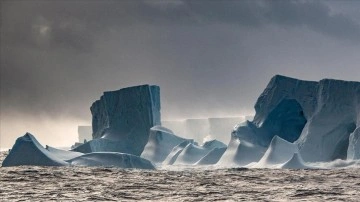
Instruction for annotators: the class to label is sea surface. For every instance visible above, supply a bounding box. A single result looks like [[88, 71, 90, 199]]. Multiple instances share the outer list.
[[1, 151, 360, 201]]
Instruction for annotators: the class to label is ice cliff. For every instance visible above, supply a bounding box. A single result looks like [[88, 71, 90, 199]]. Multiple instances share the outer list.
[[233, 75, 360, 162], [73, 85, 161, 156]]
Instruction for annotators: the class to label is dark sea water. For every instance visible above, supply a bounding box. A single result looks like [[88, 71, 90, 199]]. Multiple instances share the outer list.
[[1, 151, 360, 201]]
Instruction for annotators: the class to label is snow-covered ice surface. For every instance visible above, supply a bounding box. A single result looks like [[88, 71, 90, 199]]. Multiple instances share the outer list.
[[1, 152, 360, 201]]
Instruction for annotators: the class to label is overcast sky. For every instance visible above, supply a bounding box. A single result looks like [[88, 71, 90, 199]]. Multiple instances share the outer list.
[[1, 0, 360, 149]]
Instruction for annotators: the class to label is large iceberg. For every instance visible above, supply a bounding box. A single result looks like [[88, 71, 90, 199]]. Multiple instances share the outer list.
[[233, 75, 360, 162], [140, 126, 190, 164], [73, 85, 161, 155]]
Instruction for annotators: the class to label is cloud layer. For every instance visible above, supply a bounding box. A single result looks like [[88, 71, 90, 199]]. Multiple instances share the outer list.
[[1, 0, 360, 148]]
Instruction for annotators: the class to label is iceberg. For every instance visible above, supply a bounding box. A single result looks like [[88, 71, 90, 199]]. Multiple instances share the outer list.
[[195, 147, 227, 165], [140, 126, 190, 164], [217, 132, 266, 167], [280, 153, 312, 169], [172, 143, 212, 165], [254, 136, 299, 168], [233, 75, 360, 162], [2, 133, 68, 167], [73, 85, 161, 155], [3, 133, 155, 169], [162, 140, 194, 165], [169, 140, 226, 165], [67, 152, 155, 169]]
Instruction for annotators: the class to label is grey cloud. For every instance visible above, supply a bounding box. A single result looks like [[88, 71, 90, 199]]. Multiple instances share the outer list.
[[1, 0, 360, 148], [264, 0, 360, 41], [3, 0, 360, 54]]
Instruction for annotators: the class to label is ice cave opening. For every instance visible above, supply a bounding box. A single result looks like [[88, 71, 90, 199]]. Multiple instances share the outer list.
[[261, 99, 307, 143]]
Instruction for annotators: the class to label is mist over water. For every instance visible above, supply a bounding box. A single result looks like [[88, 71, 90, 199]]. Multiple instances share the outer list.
[[0, 113, 88, 150]]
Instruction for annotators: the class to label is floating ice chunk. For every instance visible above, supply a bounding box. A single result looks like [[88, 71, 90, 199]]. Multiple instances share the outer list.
[[141, 126, 190, 164], [217, 134, 266, 167], [280, 153, 312, 169], [172, 143, 212, 165], [254, 136, 298, 168], [163, 140, 194, 165], [2, 133, 68, 167], [170, 140, 226, 166], [195, 147, 227, 165]]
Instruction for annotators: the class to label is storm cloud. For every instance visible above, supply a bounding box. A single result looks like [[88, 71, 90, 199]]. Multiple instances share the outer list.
[[1, 0, 360, 148]]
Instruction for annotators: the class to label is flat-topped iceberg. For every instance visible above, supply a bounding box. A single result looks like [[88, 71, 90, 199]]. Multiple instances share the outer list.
[[73, 84, 161, 155]]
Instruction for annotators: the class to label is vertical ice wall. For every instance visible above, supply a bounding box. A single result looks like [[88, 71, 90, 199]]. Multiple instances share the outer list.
[[232, 75, 360, 162], [74, 85, 161, 156]]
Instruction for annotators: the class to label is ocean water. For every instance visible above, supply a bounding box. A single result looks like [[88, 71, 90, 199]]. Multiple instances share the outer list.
[[1, 152, 360, 201]]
